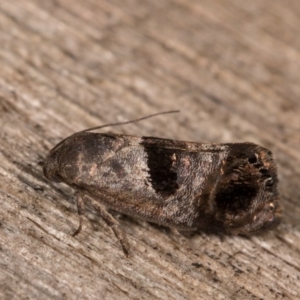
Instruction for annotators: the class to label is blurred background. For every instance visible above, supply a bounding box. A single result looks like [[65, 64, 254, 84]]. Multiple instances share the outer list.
[[0, 1, 299, 299]]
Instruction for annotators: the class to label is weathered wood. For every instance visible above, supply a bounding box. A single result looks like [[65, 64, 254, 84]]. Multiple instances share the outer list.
[[0, 0, 299, 299]]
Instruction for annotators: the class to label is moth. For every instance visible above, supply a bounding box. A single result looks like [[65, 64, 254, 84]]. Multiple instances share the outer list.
[[43, 112, 281, 255]]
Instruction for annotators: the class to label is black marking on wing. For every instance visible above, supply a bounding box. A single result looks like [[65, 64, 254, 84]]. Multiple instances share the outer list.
[[141, 137, 179, 197]]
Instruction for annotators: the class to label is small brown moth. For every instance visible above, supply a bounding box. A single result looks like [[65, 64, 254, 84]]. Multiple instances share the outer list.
[[43, 112, 281, 255]]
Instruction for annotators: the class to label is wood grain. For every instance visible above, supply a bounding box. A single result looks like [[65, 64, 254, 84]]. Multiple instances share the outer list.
[[0, 0, 299, 299]]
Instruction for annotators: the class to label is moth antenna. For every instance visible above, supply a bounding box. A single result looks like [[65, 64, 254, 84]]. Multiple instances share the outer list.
[[51, 110, 179, 150], [81, 110, 180, 133]]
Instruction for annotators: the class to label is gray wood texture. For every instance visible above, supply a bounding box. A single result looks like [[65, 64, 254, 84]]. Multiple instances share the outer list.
[[0, 0, 299, 299]]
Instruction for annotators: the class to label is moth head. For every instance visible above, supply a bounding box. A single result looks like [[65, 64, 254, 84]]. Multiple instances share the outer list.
[[43, 142, 65, 183], [43, 132, 110, 184], [43, 133, 81, 183], [212, 143, 281, 235]]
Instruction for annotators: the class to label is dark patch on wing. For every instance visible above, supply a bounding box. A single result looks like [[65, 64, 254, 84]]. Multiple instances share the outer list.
[[141, 137, 179, 197], [214, 143, 269, 215], [214, 180, 258, 213], [110, 159, 126, 178]]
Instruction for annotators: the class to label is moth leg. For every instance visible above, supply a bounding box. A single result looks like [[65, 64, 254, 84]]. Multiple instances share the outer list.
[[72, 192, 85, 237], [82, 193, 130, 256]]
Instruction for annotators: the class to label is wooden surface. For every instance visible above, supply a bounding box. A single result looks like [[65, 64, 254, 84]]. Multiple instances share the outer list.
[[0, 0, 300, 299]]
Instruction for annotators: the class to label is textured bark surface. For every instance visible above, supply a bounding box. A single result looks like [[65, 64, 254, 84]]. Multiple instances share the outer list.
[[0, 1, 299, 299]]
